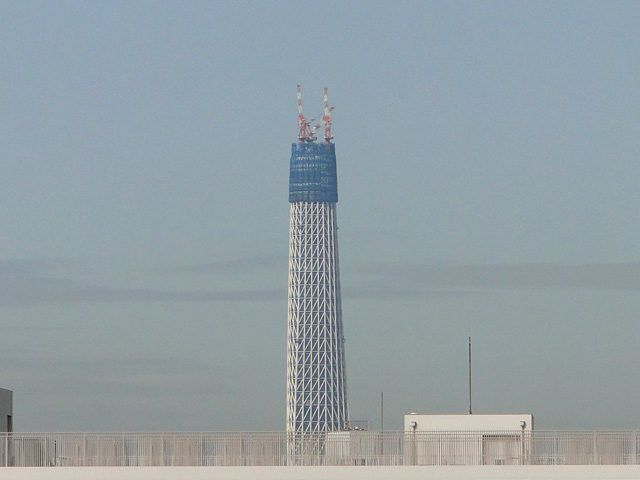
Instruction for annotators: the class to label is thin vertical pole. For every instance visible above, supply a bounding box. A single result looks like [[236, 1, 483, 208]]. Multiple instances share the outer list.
[[381, 392, 384, 432], [468, 336, 472, 415], [380, 392, 385, 462]]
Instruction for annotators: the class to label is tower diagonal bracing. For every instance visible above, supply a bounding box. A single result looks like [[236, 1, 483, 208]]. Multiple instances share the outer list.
[[286, 139, 348, 433]]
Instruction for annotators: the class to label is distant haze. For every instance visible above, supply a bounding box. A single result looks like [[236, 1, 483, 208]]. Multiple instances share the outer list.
[[1, 1, 639, 432]]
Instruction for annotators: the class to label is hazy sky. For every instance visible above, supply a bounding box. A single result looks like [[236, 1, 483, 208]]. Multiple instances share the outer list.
[[1, 1, 639, 432]]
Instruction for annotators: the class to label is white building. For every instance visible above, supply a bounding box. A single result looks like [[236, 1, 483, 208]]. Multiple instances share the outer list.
[[404, 413, 533, 432], [404, 414, 534, 466]]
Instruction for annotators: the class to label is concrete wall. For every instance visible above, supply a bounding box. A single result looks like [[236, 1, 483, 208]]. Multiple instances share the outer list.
[[0, 389, 12, 433], [1, 465, 640, 480], [405, 414, 533, 431]]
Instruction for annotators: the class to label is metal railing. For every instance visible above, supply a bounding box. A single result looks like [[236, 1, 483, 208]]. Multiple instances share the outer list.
[[1, 430, 640, 467]]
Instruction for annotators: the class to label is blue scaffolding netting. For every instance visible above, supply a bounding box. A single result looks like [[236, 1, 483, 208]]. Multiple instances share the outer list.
[[289, 142, 338, 203]]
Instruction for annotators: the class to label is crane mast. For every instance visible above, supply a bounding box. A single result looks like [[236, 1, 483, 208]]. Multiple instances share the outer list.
[[322, 87, 334, 143], [297, 85, 315, 142], [297, 85, 334, 143]]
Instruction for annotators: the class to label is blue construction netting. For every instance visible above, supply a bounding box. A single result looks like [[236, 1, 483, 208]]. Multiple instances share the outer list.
[[289, 142, 338, 203]]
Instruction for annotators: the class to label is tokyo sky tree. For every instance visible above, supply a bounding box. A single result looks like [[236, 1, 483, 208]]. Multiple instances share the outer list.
[[286, 86, 349, 433]]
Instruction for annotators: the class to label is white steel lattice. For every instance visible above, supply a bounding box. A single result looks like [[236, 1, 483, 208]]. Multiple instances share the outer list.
[[287, 201, 348, 433]]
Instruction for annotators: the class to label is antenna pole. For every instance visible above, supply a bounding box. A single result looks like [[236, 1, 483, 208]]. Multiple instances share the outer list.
[[381, 392, 384, 432], [468, 336, 472, 415]]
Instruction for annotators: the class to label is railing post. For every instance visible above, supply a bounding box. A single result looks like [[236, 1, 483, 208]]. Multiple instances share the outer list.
[[160, 432, 164, 466], [3, 429, 640, 468]]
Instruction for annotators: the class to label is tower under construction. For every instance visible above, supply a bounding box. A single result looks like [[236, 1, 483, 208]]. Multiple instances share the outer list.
[[286, 86, 349, 433]]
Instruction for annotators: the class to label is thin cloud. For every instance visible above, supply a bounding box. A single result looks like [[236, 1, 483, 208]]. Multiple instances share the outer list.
[[0, 280, 283, 307], [6, 258, 635, 307], [0, 260, 283, 307], [3, 355, 227, 396], [167, 254, 286, 275], [343, 283, 475, 300], [351, 261, 640, 291], [0, 258, 72, 277]]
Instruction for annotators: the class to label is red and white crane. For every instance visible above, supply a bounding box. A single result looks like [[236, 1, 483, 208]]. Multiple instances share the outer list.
[[322, 87, 334, 143], [297, 85, 334, 143], [297, 85, 316, 142]]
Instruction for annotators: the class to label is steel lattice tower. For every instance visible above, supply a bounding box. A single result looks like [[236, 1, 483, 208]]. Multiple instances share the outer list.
[[286, 88, 348, 433]]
